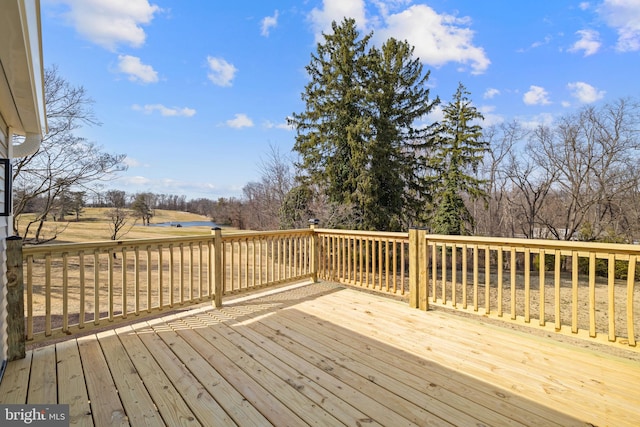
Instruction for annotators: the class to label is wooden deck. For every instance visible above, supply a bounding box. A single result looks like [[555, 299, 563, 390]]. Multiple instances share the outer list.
[[1, 281, 639, 426]]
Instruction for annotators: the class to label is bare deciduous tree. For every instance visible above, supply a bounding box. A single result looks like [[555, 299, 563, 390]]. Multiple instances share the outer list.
[[12, 65, 127, 242], [476, 121, 526, 236], [505, 141, 558, 238], [106, 207, 134, 240], [531, 99, 640, 240], [242, 144, 293, 230]]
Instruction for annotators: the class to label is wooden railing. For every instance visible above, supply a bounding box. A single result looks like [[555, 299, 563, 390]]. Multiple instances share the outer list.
[[315, 229, 409, 296], [408, 230, 640, 348], [15, 229, 313, 344], [5, 226, 639, 350], [220, 229, 314, 294]]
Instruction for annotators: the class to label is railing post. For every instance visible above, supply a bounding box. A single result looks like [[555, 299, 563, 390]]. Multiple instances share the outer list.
[[419, 230, 429, 311], [409, 229, 419, 308], [309, 219, 319, 283], [6, 236, 25, 361], [213, 228, 223, 308], [409, 229, 428, 311]]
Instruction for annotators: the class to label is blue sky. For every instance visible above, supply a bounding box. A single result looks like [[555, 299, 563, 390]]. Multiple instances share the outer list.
[[41, 0, 640, 200]]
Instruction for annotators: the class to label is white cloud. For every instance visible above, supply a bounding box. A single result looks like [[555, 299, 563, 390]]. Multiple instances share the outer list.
[[568, 29, 601, 56], [479, 105, 504, 126], [309, 0, 367, 42], [123, 175, 152, 186], [519, 113, 555, 129], [54, 0, 160, 51], [523, 85, 551, 106], [264, 119, 293, 130], [115, 176, 220, 192], [122, 156, 143, 167], [579, 2, 591, 10], [567, 81, 606, 103], [561, 101, 572, 108], [599, 0, 640, 51], [117, 55, 158, 83], [483, 88, 500, 99], [530, 35, 552, 49], [424, 104, 444, 125], [375, 5, 490, 74], [132, 104, 196, 117], [207, 56, 237, 87], [261, 10, 279, 36], [307, 1, 489, 74], [226, 114, 254, 129]]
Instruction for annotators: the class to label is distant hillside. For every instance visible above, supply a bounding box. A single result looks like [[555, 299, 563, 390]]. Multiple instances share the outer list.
[[16, 208, 222, 244]]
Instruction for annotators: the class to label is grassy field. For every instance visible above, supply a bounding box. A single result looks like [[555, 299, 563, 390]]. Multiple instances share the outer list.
[[15, 208, 226, 243]]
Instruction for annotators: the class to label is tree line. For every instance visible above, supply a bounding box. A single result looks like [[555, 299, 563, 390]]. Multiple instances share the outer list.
[[477, 98, 640, 242], [14, 20, 640, 246]]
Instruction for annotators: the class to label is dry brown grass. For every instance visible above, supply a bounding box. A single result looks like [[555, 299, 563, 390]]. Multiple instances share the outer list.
[[15, 208, 227, 243]]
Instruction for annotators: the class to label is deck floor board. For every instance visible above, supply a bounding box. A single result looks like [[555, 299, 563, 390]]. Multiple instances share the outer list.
[[56, 339, 92, 426], [266, 308, 547, 427], [133, 324, 237, 426], [1, 281, 638, 427], [297, 288, 639, 425]]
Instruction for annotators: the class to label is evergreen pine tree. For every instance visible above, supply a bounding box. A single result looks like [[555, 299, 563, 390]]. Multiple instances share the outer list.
[[430, 83, 487, 235], [290, 19, 371, 216], [290, 20, 437, 230], [364, 38, 438, 230]]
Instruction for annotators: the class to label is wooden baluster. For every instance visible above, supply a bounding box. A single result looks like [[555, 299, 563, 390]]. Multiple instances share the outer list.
[[62, 252, 68, 332], [607, 254, 615, 342], [589, 252, 596, 337], [572, 252, 579, 334], [485, 247, 491, 315], [627, 255, 636, 346], [525, 248, 531, 323], [554, 249, 561, 331], [122, 248, 128, 318], [539, 249, 545, 326]]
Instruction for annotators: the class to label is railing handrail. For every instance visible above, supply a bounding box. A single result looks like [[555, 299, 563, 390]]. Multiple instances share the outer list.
[[21, 228, 314, 258], [22, 235, 216, 257], [315, 228, 408, 240], [424, 233, 640, 256], [222, 228, 312, 240]]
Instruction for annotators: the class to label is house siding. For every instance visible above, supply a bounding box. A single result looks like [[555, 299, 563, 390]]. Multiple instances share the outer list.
[[0, 119, 8, 366]]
